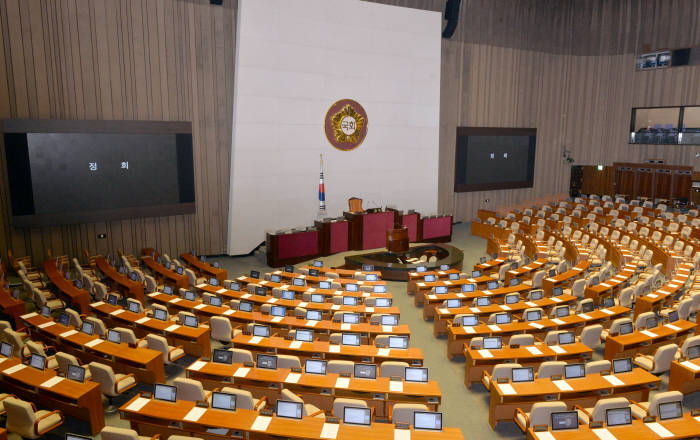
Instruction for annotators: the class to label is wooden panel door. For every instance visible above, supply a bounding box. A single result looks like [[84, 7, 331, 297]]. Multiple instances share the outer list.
[[654, 169, 673, 199], [672, 170, 692, 200], [615, 167, 636, 196], [636, 168, 654, 198]]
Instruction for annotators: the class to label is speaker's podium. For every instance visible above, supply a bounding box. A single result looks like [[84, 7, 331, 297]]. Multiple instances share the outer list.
[[343, 197, 397, 250]]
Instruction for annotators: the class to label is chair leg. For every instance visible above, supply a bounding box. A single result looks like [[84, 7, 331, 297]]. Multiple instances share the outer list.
[[105, 395, 118, 413]]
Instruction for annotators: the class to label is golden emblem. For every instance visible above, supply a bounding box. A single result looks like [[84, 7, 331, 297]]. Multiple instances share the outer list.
[[324, 99, 368, 151]]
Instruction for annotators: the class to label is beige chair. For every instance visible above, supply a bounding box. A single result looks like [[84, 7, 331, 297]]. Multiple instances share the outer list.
[[618, 287, 634, 308], [392, 403, 430, 425], [64, 308, 83, 328], [536, 361, 566, 379], [575, 298, 594, 313], [4, 397, 64, 439], [25, 340, 58, 370], [508, 334, 534, 346], [523, 270, 545, 288], [634, 311, 656, 329], [184, 268, 207, 287], [85, 316, 107, 336], [146, 334, 185, 364], [280, 388, 324, 418], [585, 360, 611, 375], [210, 316, 238, 344], [333, 397, 368, 418], [93, 281, 109, 302], [148, 304, 173, 321], [515, 401, 568, 432], [89, 362, 137, 412], [523, 307, 543, 321], [543, 330, 566, 346], [564, 279, 586, 298], [481, 363, 521, 390], [579, 325, 603, 349], [2, 328, 29, 358], [379, 361, 409, 378], [55, 352, 91, 380], [469, 337, 484, 350], [114, 327, 147, 348], [220, 387, 267, 410], [144, 275, 158, 293], [277, 354, 301, 370], [633, 343, 679, 374], [678, 335, 700, 359], [0, 393, 13, 415], [327, 360, 354, 375], [126, 299, 144, 314], [174, 378, 211, 403], [229, 348, 254, 365], [575, 397, 630, 424], [100, 426, 160, 440], [630, 391, 683, 419], [601, 318, 632, 341]]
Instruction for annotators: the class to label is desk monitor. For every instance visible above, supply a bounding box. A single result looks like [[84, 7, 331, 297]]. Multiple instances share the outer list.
[[495, 313, 511, 325], [440, 264, 450, 271], [58, 313, 70, 326], [618, 322, 633, 335], [212, 348, 233, 365], [239, 301, 253, 312], [256, 354, 277, 370], [154, 383, 177, 402], [270, 305, 286, 317], [510, 278, 520, 286], [295, 329, 314, 342], [505, 294, 519, 305], [81, 321, 94, 336], [449, 273, 460, 281], [284, 265, 295, 273], [480, 257, 487, 264], [209, 296, 222, 307], [107, 329, 121, 344], [184, 315, 199, 328], [175, 266, 184, 275], [163, 286, 173, 295], [343, 296, 358, 306], [119, 266, 126, 274], [483, 336, 502, 350], [605, 407, 632, 426], [270, 274, 281, 283], [11, 289, 19, 300], [405, 367, 428, 383], [487, 281, 498, 290], [530, 290, 543, 301], [551, 411, 578, 430], [511, 367, 534, 383], [67, 364, 86, 383], [305, 359, 327, 375], [343, 407, 371, 426], [306, 310, 322, 321], [342, 333, 361, 346], [66, 435, 92, 440], [198, 255, 206, 262], [319, 281, 331, 290], [552, 287, 563, 297], [230, 282, 241, 291], [30, 353, 46, 371], [313, 260, 323, 267], [365, 274, 378, 281], [280, 290, 294, 301], [472, 270, 481, 277], [549, 269, 557, 277], [436, 286, 449, 295], [603, 297, 615, 308], [424, 275, 436, 282], [687, 344, 700, 360], [346, 283, 359, 292], [127, 301, 141, 313], [153, 308, 168, 321], [250, 270, 260, 279], [363, 264, 375, 271], [184, 290, 196, 301], [375, 298, 391, 307], [526, 310, 542, 321], [209, 277, 219, 287], [211, 391, 237, 411], [381, 315, 399, 326], [414, 411, 442, 431], [462, 284, 475, 293], [658, 401, 683, 420], [254, 286, 267, 296], [668, 310, 679, 323], [0, 342, 12, 357], [164, 262, 172, 270], [511, 262, 519, 270], [646, 316, 659, 329], [343, 313, 360, 324], [107, 294, 118, 305], [389, 336, 408, 349], [556, 307, 570, 318], [612, 357, 633, 374], [253, 325, 270, 337], [354, 363, 377, 379], [476, 297, 490, 307], [40, 305, 50, 317], [292, 278, 305, 287], [310, 294, 324, 303], [74, 279, 83, 289], [564, 363, 585, 379], [446, 299, 461, 308], [462, 315, 479, 326], [416, 266, 427, 273], [276, 400, 303, 420], [373, 285, 387, 293], [581, 302, 594, 313], [309, 269, 320, 277]]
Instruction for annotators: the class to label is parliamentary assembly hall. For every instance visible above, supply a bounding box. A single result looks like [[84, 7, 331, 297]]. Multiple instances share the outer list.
[[0, 0, 699, 439]]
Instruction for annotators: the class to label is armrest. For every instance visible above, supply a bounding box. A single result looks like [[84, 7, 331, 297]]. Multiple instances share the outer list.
[[113, 373, 137, 394], [309, 409, 325, 418], [167, 345, 184, 360], [515, 407, 529, 428], [35, 409, 64, 435], [254, 395, 268, 410], [573, 404, 591, 418], [149, 436, 161, 440]]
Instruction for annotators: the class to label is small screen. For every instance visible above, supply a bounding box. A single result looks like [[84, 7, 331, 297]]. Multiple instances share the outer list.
[[209, 296, 222, 307], [107, 329, 121, 344], [581, 302, 594, 313], [184, 315, 199, 328], [209, 278, 219, 286], [375, 298, 391, 307], [462, 315, 479, 326], [255, 286, 266, 296], [549, 269, 557, 277], [603, 297, 614, 308], [605, 407, 631, 426], [295, 329, 313, 342], [319, 281, 331, 290], [646, 317, 658, 329], [176, 267, 184, 275], [344, 407, 371, 425], [365, 274, 378, 281], [342, 333, 360, 346], [416, 266, 427, 273], [184, 291, 195, 301], [281, 291, 294, 300], [476, 297, 490, 306], [154, 383, 177, 402], [276, 400, 303, 419], [658, 401, 683, 420], [483, 337, 501, 349], [129, 271, 138, 281], [618, 322, 633, 335], [530, 290, 543, 300], [551, 411, 578, 430], [687, 345, 700, 360], [253, 325, 270, 337], [553, 287, 563, 297], [0, 342, 13, 357], [270, 305, 286, 317], [564, 363, 585, 379], [346, 284, 358, 292], [405, 367, 428, 382], [510, 278, 520, 286], [511, 367, 534, 382], [128, 301, 141, 313], [343, 296, 358, 306], [436, 286, 448, 294], [239, 301, 253, 312], [74, 279, 83, 289], [66, 435, 92, 440], [462, 284, 475, 293], [230, 282, 241, 291], [612, 358, 632, 374], [313, 260, 323, 267], [495, 313, 511, 324], [67, 364, 85, 383], [250, 270, 260, 279], [487, 281, 498, 289], [472, 270, 481, 277], [164, 262, 172, 270], [199, 255, 206, 262], [440, 264, 449, 270], [81, 321, 94, 335], [389, 336, 408, 349], [449, 273, 459, 280], [309, 269, 320, 277], [107, 294, 118, 305], [293, 278, 305, 287], [556, 307, 570, 318], [446, 299, 461, 308], [668, 310, 679, 323], [381, 315, 398, 326], [256, 354, 277, 369], [305, 359, 327, 375], [163, 286, 173, 294], [284, 265, 294, 273], [307, 310, 322, 321], [153, 308, 168, 321], [362, 264, 374, 271], [511, 262, 519, 270], [414, 411, 442, 431], [354, 363, 377, 379], [58, 313, 70, 326], [41, 305, 50, 317], [526, 310, 542, 321], [343, 313, 360, 324], [310, 294, 324, 303], [30, 353, 46, 370], [424, 275, 436, 282], [270, 274, 281, 283], [212, 349, 233, 364], [211, 392, 237, 411], [505, 294, 518, 304]]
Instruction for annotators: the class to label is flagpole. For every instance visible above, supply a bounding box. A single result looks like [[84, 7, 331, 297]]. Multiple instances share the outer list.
[[317, 154, 326, 220]]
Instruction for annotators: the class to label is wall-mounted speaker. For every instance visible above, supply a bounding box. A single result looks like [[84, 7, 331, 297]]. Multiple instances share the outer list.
[[442, 0, 461, 39], [210, 0, 222, 5]]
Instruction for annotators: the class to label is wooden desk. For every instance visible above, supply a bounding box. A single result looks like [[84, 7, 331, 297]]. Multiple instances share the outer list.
[[584, 263, 637, 305], [266, 228, 321, 267], [414, 276, 516, 306], [635, 265, 692, 317], [464, 343, 593, 387], [503, 259, 547, 284], [344, 210, 396, 250], [96, 257, 145, 304], [44, 260, 91, 314], [21, 312, 165, 384], [90, 301, 211, 358], [119, 395, 464, 440], [525, 414, 700, 439], [603, 320, 697, 360], [232, 333, 423, 366], [186, 359, 441, 418], [0, 285, 25, 328], [180, 252, 227, 283], [299, 266, 366, 278], [489, 369, 660, 429], [0, 356, 105, 434], [142, 256, 189, 289], [407, 268, 462, 294], [668, 358, 700, 394]]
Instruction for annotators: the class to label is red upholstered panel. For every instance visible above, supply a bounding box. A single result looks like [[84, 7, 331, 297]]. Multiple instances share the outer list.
[[277, 231, 319, 259], [401, 213, 419, 242], [362, 212, 395, 249], [329, 221, 349, 254], [422, 216, 452, 239]]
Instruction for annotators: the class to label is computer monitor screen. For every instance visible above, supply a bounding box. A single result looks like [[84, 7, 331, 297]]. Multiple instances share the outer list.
[[556, 307, 570, 318], [495, 313, 511, 324], [153, 308, 167, 321], [154, 383, 177, 402], [449, 273, 460, 280], [446, 299, 461, 308], [176, 267, 184, 275], [658, 401, 683, 420], [313, 260, 323, 267], [284, 265, 294, 273], [81, 321, 94, 335], [612, 358, 632, 374], [256, 354, 277, 370], [184, 315, 198, 328], [107, 294, 118, 305], [530, 290, 543, 300], [354, 363, 377, 379], [510, 278, 520, 286], [309, 269, 320, 277], [239, 301, 253, 312], [552, 287, 563, 297], [342, 333, 361, 346], [164, 262, 172, 270], [270, 306, 286, 317], [375, 298, 391, 307], [250, 270, 260, 279], [605, 407, 632, 426], [526, 310, 542, 321], [343, 313, 360, 324], [253, 325, 270, 337], [505, 294, 519, 304], [306, 310, 322, 321], [343, 296, 358, 306], [564, 363, 585, 379], [29, 353, 46, 370], [163, 286, 173, 294], [295, 329, 313, 342], [58, 313, 70, 326], [107, 329, 121, 344], [472, 270, 481, 277], [381, 315, 399, 326], [0, 342, 12, 357], [388, 336, 408, 349], [436, 286, 448, 295], [66, 434, 92, 440], [511, 367, 534, 382], [414, 411, 442, 431], [305, 359, 327, 375], [405, 367, 428, 382], [281, 291, 294, 300], [646, 316, 658, 329], [462, 284, 475, 293], [343, 407, 371, 425], [511, 262, 519, 270], [209, 296, 222, 307], [462, 315, 479, 326], [373, 285, 387, 293], [254, 286, 266, 296], [276, 400, 303, 419], [483, 337, 502, 349], [41, 305, 50, 317], [270, 274, 281, 283], [424, 275, 436, 282], [558, 332, 575, 345], [668, 310, 679, 323], [549, 269, 557, 277], [365, 274, 378, 281], [440, 264, 449, 271], [476, 297, 490, 306], [416, 266, 427, 273], [346, 284, 358, 292], [487, 281, 498, 289], [551, 411, 578, 430], [74, 279, 83, 289], [211, 392, 237, 411], [618, 322, 633, 335], [581, 302, 594, 313], [230, 282, 241, 291], [310, 294, 324, 303], [67, 364, 85, 383], [687, 345, 700, 360], [212, 348, 233, 364], [292, 278, 305, 287], [319, 281, 331, 290], [11, 289, 19, 300], [363, 264, 375, 271], [128, 301, 141, 313]]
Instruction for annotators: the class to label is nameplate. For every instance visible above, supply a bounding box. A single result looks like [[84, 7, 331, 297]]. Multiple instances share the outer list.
[[591, 428, 618, 440], [289, 341, 302, 349], [60, 330, 78, 338], [477, 349, 493, 358], [3, 364, 26, 375], [216, 288, 227, 294], [552, 319, 565, 325], [526, 346, 543, 355], [223, 309, 235, 316], [641, 330, 657, 338], [437, 308, 448, 315], [526, 302, 537, 307], [534, 431, 556, 440], [681, 361, 700, 371], [298, 302, 308, 308], [21, 312, 38, 320], [645, 422, 674, 438], [38, 322, 55, 329], [184, 406, 207, 422], [329, 345, 341, 353], [647, 293, 658, 299], [362, 292, 370, 297], [335, 377, 350, 389], [463, 326, 475, 334], [125, 397, 150, 412], [528, 322, 544, 329], [233, 367, 250, 378], [250, 416, 272, 432], [377, 348, 390, 357], [365, 307, 374, 313], [550, 345, 566, 354], [40, 376, 65, 388], [169, 298, 182, 304], [470, 307, 480, 313], [92, 301, 105, 307], [389, 381, 404, 393], [382, 326, 393, 332], [249, 336, 263, 344], [135, 317, 150, 325], [194, 304, 206, 310], [499, 305, 511, 311], [271, 316, 283, 323], [487, 325, 500, 332], [285, 372, 301, 384], [551, 297, 562, 303], [85, 339, 103, 348], [241, 293, 252, 299], [498, 383, 516, 395], [189, 360, 207, 371], [665, 324, 681, 331], [578, 314, 591, 320], [110, 309, 125, 316], [306, 320, 318, 327], [602, 375, 624, 386], [195, 283, 208, 289], [601, 309, 614, 315], [331, 305, 341, 310], [552, 379, 573, 391], [456, 293, 465, 298], [320, 423, 340, 440], [148, 292, 160, 298], [483, 290, 493, 295]]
